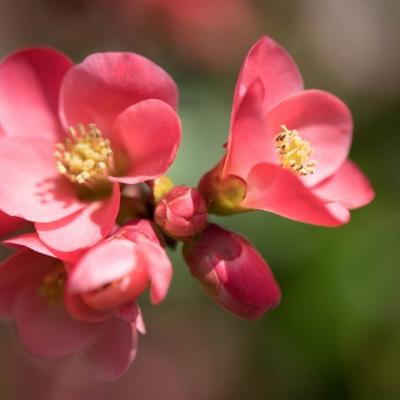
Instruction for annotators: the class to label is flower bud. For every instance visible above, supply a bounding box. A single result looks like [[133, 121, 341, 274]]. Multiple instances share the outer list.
[[155, 185, 208, 241], [183, 224, 281, 320]]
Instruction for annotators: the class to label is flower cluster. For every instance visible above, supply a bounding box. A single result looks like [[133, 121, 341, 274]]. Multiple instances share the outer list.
[[0, 36, 374, 379]]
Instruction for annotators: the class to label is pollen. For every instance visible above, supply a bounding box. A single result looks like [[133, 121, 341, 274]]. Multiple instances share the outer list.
[[38, 264, 66, 306], [55, 123, 113, 184], [275, 125, 316, 176]]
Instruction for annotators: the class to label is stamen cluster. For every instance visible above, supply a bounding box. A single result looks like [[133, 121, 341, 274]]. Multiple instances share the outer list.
[[55, 123, 113, 184], [275, 125, 316, 176], [37, 264, 66, 305]]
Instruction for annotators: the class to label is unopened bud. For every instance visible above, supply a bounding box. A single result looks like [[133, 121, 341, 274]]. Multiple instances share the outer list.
[[183, 224, 281, 320], [155, 186, 208, 241]]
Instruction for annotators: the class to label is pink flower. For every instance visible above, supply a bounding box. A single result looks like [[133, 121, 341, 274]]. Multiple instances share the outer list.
[[199, 36, 374, 226], [66, 220, 172, 319], [183, 224, 281, 320], [155, 185, 208, 240], [0, 47, 181, 252], [0, 238, 141, 380]]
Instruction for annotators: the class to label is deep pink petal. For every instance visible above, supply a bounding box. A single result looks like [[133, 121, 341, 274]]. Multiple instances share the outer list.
[[79, 318, 137, 381], [0, 47, 71, 141], [64, 290, 112, 323], [68, 238, 137, 294], [35, 183, 120, 253], [244, 163, 350, 226], [313, 160, 375, 209], [0, 137, 85, 222], [232, 36, 303, 115], [136, 238, 173, 304], [117, 302, 139, 322], [109, 100, 181, 184], [60, 52, 178, 135], [223, 79, 273, 178], [15, 280, 98, 360], [265, 90, 353, 186], [0, 211, 25, 237], [4, 232, 82, 263]]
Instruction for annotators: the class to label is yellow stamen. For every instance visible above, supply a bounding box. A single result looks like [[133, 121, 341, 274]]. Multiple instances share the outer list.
[[55, 123, 113, 184], [37, 264, 66, 305], [275, 125, 316, 176]]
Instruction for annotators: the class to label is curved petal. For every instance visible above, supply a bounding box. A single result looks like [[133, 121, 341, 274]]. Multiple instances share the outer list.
[[244, 163, 350, 226], [265, 90, 353, 186], [60, 52, 178, 135], [0, 137, 85, 222], [0, 211, 25, 238], [136, 237, 172, 304], [109, 100, 181, 184], [223, 79, 273, 178], [0, 47, 72, 141], [79, 318, 137, 381], [35, 183, 120, 253], [64, 290, 112, 322], [232, 36, 303, 115], [15, 280, 98, 360], [4, 232, 82, 263], [68, 238, 137, 294], [313, 160, 375, 209]]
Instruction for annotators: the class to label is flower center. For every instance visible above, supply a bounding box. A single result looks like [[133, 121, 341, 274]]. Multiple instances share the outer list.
[[275, 125, 316, 176], [55, 123, 113, 184], [37, 264, 66, 305]]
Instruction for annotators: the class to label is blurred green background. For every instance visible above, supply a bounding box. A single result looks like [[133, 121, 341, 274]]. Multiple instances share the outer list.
[[0, 0, 399, 399]]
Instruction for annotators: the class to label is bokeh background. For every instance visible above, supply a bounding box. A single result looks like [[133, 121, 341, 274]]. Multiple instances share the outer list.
[[0, 0, 399, 399]]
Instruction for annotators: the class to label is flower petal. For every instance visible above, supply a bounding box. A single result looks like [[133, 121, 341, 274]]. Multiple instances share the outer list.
[[79, 318, 137, 381], [60, 52, 178, 135], [244, 163, 350, 226], [68, 238, 137, 294], [232, 36, 303, 115], [0, 211, 25, 238], [109, 100, 181, 184], [313, 160, 375, 209], [0, 137, 85, 222], [15, 280, 98, 360], [0, 47, 71, 141], [136, 238, 173, 304], [35, 183, 120, 253], [265, 90, 353, 186], [4, 232, 82, 263], [223, 79, 273, 178]]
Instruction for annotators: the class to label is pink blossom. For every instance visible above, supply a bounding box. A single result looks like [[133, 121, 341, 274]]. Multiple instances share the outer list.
[[199, 36, 374, 226], [66, 220, 172, 319], [0, 47, 181, 252], [155, 185, 208, 241], [0, 241, 140, 380], [183, 224, 281, 320]]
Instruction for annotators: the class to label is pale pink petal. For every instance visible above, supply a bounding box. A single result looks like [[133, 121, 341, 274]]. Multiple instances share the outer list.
[[0, 47, 71, 141], [0, 211, 25, 237], [244, 163, 350, 226], [313, 160, 375, 209], [68, 238, 137, 294], [0, 137, 85, 222], [136, 238, 173, 304], [60, 52, 178, 135], [118, 219, 161, 245], [35, 183, 120, 253], [4, 232, 82, 263], [232, 36, 303, 114], [265, 90, 353, 186], [79, 318, 138, 381], [223, 79, 274, 178], [109, 100, 181, 184], [15, 280, 98, 360]]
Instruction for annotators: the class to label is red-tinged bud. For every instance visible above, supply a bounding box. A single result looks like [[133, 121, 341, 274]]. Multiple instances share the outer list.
[[183, 224, 281, 320], [198, 162, 248, 216], [155, 185, 208, 241]]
